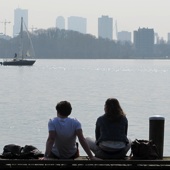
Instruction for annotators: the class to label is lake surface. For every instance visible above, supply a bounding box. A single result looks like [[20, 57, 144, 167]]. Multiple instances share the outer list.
[[0, 59, 170, 156]]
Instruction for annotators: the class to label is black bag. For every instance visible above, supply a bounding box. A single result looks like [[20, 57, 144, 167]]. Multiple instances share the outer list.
[[130, 139, 159, 160], [20, 145, 44, 159], [0, 144, 44, 159], [1, 144, 23, 159]]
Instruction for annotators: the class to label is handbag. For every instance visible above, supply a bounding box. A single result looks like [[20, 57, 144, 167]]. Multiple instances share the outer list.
[[130, 139, 159, 160]]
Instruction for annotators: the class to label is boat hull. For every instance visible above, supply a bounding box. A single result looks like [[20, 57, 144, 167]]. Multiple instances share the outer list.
[[2, 60, 36, 66]]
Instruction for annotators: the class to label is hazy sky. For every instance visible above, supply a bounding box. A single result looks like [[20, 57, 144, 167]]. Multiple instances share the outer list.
[[0, 0, 170, 40]]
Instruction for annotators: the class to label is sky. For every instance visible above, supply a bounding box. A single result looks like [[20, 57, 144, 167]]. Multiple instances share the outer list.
[[0, 0, 170, 40]]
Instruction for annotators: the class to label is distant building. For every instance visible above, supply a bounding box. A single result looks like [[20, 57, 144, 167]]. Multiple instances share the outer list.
[[167, 33, 170, 44], [154, 32, 159, 44], [67, 16, 87, 34], [98, 15, 113, 40], [56, 16, 65, 30], [13, 8, 28, 37], [133, 28, 154, 58], [117, 31, 131, 43]]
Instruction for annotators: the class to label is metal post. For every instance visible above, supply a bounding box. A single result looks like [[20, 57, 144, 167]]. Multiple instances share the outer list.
[[149, 115, 165, 159]]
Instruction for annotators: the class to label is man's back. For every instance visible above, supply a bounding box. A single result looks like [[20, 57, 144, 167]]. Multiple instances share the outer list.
[[48, 117, 81, 158]]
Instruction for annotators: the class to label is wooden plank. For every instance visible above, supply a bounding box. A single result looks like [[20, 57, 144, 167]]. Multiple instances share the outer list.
[[1, 156, 170, 169]]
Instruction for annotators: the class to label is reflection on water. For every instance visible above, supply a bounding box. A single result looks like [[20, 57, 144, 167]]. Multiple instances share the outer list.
[[0, 59, 170, 156]]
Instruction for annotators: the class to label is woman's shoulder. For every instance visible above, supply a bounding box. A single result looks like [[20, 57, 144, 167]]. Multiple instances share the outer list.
[[96, 114, 106, 123], [120, 115, 128, 123], [122, 115, 128, 120], [96, 114, 104, 120]]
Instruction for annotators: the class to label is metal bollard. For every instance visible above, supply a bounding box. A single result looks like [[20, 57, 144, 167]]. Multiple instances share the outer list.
[[149, 115, 165, 159]]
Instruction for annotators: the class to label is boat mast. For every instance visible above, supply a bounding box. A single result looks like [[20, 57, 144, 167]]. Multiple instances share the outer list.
[[20, 17, 24, 60]]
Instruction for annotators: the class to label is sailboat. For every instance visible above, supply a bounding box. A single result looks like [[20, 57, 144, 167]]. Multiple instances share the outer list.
[[2, 17, 36, 66]]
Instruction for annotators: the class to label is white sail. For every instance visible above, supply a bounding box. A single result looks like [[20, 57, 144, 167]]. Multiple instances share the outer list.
[[2, 17, 36, 66]]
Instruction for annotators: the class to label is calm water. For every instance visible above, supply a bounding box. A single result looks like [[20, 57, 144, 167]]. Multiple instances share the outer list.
[[0, 59, 170, 156]]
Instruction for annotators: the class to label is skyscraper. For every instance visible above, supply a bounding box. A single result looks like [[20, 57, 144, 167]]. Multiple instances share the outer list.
[[134, 28, 154, 58], [167, 33, 170, 44], [67, 16, 87, 34], [117, 31, 131, 43], [56, 16, 65, 30], [98, 15, 113, 40], [13, 8, 28, 37]]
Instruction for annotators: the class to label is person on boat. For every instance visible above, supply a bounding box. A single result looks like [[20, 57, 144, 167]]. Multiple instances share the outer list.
[[13, 53, 17, 61], [39, 100, 101, 160], [86, 98, 132, 159]]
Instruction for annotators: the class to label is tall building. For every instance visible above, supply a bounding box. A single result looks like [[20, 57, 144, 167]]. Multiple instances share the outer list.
[[13, 8, 28, 37], [98, 15, 113, 40], [134, 28, 154, 58], [56, 16, 65, 30], [117, 31, 131, 43], [67, 16, 87, 34], [167, 33, 170, 44]]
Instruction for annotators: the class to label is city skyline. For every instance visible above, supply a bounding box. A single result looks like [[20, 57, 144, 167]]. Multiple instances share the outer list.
[[0, 0, 170, 41]]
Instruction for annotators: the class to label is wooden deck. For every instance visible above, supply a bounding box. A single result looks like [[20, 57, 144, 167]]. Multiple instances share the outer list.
[[1, 156, 170, 169]]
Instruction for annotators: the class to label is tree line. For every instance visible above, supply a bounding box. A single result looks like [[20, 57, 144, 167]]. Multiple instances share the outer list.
[[0, 28, 170, 59]]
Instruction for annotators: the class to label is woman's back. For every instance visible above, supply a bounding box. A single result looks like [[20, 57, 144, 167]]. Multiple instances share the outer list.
[[95, 114, 128, 144], [86, 98, 132, 159]]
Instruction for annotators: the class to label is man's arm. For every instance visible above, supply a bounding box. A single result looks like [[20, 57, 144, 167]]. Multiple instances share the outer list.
[[76, 129, 101, 160], [44, 131, 56, 158]]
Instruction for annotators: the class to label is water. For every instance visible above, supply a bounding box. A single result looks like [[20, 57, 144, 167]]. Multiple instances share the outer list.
[[0, 59, 170, 156]]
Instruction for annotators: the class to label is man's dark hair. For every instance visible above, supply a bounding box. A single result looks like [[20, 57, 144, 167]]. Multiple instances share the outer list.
[[56, 101, 72, 116]]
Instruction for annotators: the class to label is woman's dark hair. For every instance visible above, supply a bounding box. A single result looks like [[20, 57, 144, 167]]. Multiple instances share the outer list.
[[56, 101, 72, 116], [105, 98, 126, 121]]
